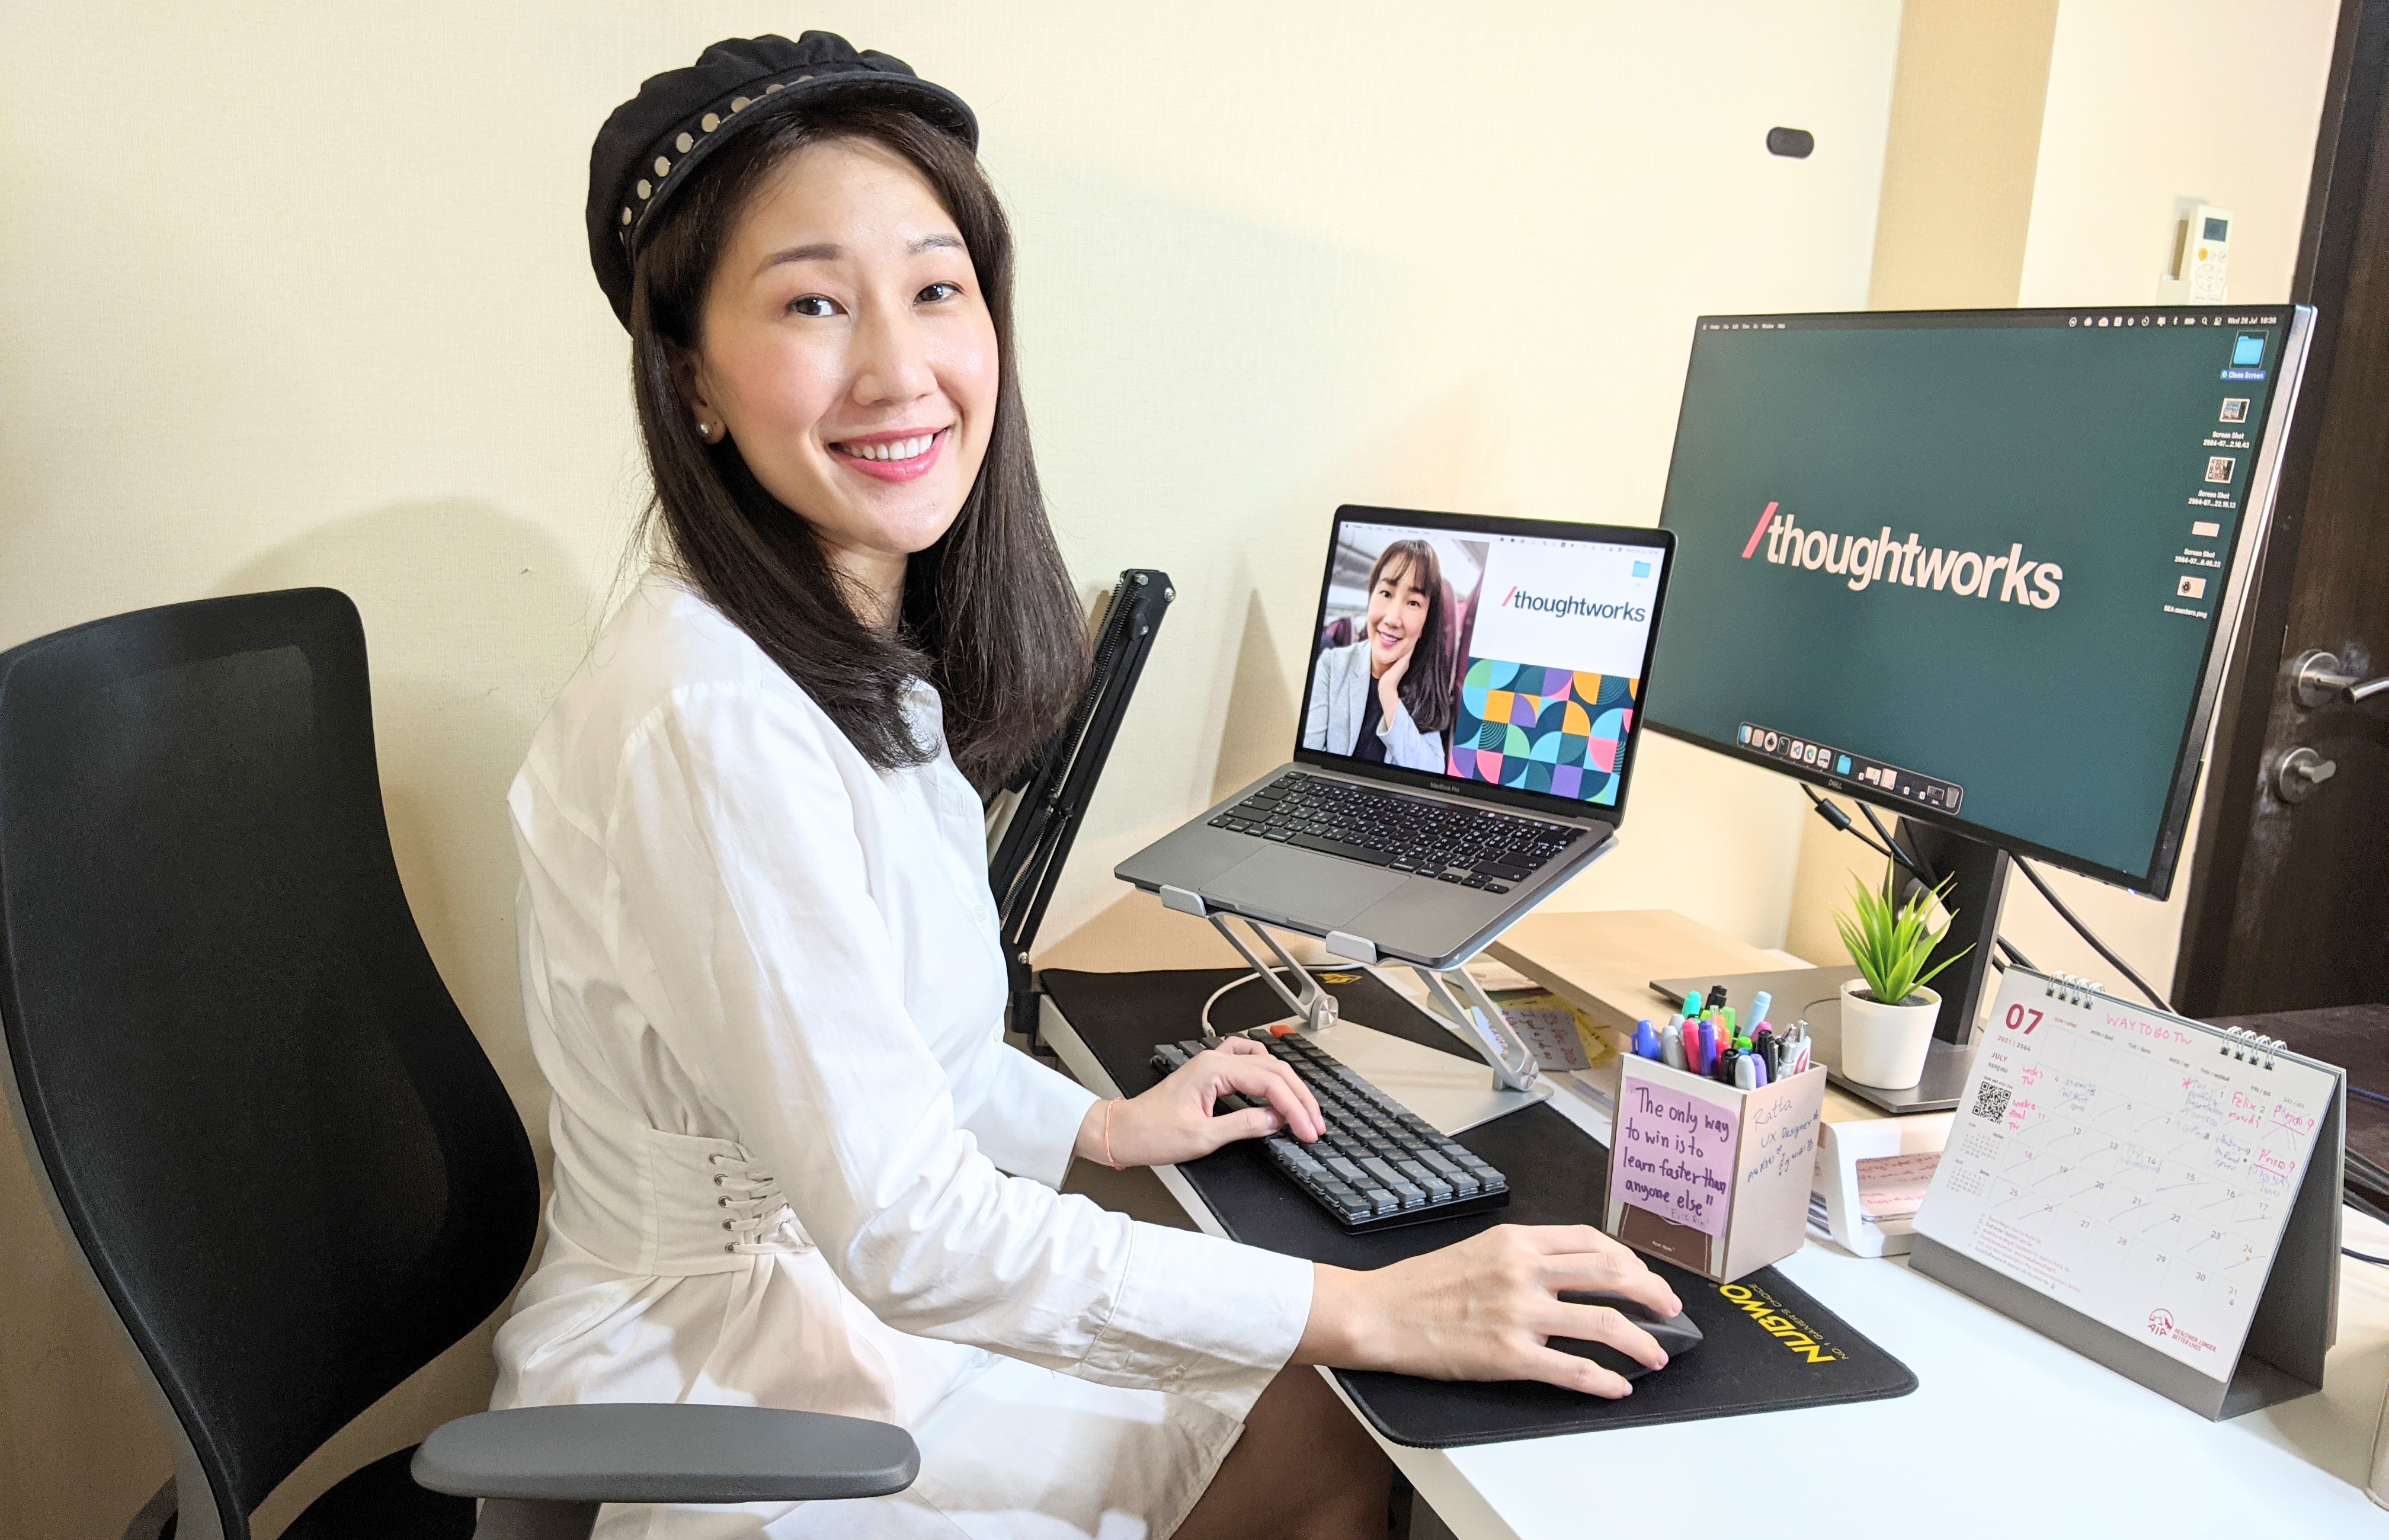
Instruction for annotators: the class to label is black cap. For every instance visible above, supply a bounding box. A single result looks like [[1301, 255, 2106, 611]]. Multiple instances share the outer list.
[[587, 31, 978, 328]]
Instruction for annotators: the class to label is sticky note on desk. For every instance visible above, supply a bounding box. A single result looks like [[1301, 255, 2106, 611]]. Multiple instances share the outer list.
[[1490, 988, 1602, 1072], [1613, 1074, 1740, 1237]]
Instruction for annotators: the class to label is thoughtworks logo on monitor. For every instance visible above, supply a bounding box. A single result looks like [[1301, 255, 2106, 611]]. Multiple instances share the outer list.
[[1738, 500, 2065, 609], [1498, 586, 1650, 623]]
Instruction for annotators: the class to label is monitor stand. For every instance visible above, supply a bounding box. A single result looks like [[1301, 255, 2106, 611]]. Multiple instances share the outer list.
[[1194, 907, 1554, 1135], [1653, 819, 2010, 1116]]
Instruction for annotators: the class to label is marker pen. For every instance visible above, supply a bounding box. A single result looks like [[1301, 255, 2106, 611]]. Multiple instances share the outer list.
[[1661, 1020, 1687, 1071], [1634, 1019, 1661, 1059], [1750, 990, 1773, 1026], [1733, 1054, 1759, 1090]]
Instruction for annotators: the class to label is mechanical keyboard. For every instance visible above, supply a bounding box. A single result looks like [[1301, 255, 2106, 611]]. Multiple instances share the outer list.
[[1150, 1028, 1510, 1232], [1205, 771, 1584, 892]]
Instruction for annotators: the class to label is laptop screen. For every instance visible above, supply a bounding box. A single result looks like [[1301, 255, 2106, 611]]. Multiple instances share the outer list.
[[1292, 505, 1674, 819]]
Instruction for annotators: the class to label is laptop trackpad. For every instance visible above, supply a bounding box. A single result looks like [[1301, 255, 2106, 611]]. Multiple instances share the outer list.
[[1205, 846, 1405, 930]]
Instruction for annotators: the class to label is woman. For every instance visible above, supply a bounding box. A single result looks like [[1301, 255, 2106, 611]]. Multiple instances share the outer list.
[[1302, 540, 1456, 774], [498, 33, 1680, 1540]]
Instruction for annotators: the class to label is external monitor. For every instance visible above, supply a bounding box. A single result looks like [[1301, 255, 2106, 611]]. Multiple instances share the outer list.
[[1646, 305, 2314, 1104]]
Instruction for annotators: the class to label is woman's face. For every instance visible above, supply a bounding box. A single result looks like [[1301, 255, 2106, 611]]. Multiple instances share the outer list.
[[1365, 554, 1433, 670], [680, 137, 999, 594]]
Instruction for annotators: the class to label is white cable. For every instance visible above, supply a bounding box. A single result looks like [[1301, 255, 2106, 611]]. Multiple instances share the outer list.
[[1197, 968, 1304, 1040]]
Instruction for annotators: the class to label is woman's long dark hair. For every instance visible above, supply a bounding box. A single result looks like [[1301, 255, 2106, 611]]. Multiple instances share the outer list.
[[626, 100, 1086, 793], [1370, 539, 1456, 735]]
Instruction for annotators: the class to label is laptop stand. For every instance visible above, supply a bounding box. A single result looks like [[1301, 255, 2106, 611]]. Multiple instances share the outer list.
[[1162, 888, 1554, 1135]]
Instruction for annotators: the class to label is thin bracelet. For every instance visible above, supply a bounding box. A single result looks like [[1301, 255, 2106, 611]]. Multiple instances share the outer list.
[[1103, 1097, 1123, 1170]]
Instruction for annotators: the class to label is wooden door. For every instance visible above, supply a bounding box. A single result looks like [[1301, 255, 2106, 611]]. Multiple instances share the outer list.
[[2179, 0, 2389, 1016]]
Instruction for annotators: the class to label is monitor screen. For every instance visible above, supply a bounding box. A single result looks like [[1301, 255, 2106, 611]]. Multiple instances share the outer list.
[[1295, 506, 1673, 819], [1648, 306, 2310, 894]]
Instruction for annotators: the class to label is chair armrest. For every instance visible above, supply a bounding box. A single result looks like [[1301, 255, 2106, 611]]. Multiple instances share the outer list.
[[411, 1404, 919, 1505]]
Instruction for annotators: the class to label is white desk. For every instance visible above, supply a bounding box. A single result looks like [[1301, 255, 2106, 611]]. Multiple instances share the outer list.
[[1042, 996, 2389, 1539]]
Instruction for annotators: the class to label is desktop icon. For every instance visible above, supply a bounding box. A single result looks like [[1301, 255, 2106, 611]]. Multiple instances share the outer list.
[[1836, 754, 1852, 775], [2191, 520, 2222, 539], [2220, 398, 2249, 423], [2232, 332, 2266, 367], [2177, 575, 2208, 600], [1738, 724, 1752, 744], [1632, 560, 1653, 578], [2204, 456, 2236, 484]]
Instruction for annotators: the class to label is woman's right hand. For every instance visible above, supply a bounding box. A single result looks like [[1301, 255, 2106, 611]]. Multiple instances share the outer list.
[[1374, 637, 1416, 720], [1293, 1225, 1682, 1398]]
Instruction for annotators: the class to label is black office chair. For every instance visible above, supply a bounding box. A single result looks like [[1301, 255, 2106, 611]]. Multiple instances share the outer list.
[[0, 590, 917, 1540]]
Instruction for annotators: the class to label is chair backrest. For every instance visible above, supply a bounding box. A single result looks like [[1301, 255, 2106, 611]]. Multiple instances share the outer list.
[[0, 590, 539, 1539]]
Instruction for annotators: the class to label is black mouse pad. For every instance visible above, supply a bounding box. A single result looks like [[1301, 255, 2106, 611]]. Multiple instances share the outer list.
[[1042, 965, 1918, 1448]]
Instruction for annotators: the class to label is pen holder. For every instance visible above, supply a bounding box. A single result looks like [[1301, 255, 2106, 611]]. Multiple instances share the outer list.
[[1603, 1055, 1828, 1283]]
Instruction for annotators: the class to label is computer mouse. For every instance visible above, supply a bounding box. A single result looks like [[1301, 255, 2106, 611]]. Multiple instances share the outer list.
[[1549, 1291, 1703, 1379]]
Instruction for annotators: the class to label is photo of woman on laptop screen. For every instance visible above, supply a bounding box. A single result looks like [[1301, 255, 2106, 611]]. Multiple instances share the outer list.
[[1303, 527, 1489, 773]]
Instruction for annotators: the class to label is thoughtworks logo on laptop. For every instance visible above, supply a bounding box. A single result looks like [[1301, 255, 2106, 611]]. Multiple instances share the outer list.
[[1738, 499, 2065, 609], [1498, 587, 1649, 623]]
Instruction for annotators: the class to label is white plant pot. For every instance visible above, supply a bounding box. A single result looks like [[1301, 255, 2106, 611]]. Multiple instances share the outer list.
[[1838, 979, 1940, 1090]]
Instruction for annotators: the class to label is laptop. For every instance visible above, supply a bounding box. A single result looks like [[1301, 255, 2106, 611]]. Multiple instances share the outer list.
[[1117, 505, 1674, 970]]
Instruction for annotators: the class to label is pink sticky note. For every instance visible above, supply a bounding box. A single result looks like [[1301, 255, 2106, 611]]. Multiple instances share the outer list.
[[1613, 1075, 1740, 1237]]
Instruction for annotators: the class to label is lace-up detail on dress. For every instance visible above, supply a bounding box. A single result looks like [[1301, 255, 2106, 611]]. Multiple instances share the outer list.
[[543, 1114, 812, 1275], [710, 1152, 797, 1254]]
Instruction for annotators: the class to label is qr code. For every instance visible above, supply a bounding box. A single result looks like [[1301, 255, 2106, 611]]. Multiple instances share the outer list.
[[1972, 1081, 2014, 1125]]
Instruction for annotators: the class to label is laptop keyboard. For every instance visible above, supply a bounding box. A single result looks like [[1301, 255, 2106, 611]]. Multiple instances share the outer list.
[[1206, 771, 1584, 892], [1151, 1029, 1510, 1231]]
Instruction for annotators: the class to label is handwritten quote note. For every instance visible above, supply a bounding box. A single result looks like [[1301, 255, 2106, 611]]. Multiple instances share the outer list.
[[1615, 1077, 1740, 1237]]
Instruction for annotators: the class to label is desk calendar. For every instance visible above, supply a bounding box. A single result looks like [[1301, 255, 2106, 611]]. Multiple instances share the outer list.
[[1911, 966, 2346, 1419]]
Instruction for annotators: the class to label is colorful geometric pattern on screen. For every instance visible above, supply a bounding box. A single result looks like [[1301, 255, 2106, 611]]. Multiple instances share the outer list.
[[1447, 658, 1637, 804]]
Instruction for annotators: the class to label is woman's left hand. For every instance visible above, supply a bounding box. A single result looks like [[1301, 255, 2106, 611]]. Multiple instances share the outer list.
[[1076, 1036, 1326, 1170]]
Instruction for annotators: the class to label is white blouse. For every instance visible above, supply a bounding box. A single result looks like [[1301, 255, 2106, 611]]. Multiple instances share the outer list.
[[492, 578, 1313, 1538]]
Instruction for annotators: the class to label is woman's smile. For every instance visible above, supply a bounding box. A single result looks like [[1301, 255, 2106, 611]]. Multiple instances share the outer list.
[[831, 424, 952, 483]]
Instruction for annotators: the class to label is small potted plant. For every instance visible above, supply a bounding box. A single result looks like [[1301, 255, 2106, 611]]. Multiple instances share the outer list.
[[1831, 872, 1971, 1089]]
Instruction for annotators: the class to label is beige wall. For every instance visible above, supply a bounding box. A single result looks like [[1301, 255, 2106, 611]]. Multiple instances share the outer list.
[[1867, 0, 2061, 312], [1792, 0, 2337, 988], [0, 4, 1902, 1533]]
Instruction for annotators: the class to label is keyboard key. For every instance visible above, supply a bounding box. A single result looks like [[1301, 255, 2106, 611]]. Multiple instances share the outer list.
[[1359, 1157, 1425, 1205], [1397, 1159, 1454, 1202], [1288, 833, 1394, 866]]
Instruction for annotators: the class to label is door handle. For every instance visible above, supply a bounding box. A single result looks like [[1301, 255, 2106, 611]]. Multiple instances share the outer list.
[[2275, 746, 2337, 803], [2291, 649, 2389, 706]]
